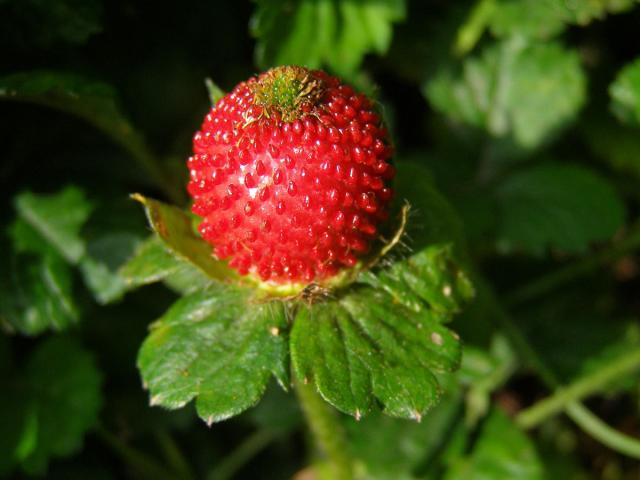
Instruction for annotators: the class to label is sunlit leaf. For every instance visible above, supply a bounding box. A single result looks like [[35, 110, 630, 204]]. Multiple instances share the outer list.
[[610, 56, 640, 127], [251, 0, 405, 77], [425, 40, 586, 149], [138, 287, 289, 424]]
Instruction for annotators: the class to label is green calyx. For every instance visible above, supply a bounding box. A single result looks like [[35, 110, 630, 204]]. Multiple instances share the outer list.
[[252, 65, 325, 122]]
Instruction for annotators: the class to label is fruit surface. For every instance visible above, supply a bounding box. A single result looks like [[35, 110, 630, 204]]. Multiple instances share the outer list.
[[187, 66, 394, 284]]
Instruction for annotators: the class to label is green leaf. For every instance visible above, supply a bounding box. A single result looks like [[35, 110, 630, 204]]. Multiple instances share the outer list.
[[291, 287, 462, 420], [0, 252, 79, 335], [583, 115, 640, 179], [137, 287, 289, 424], [495, 163, 626, 255], [393, 160, 467, 255], [425, 40, 586, 149], [361, 244, 474, 315], [205, 78, 225, 106], [489, 0, 566, 40], [0, 337, 102, 475], [119, 235, 211, 294], [444, 409, 544, 480], [561, 0, 639, 25], [610, 57, 640, 128], [13, 187, 93, 264], [488, 0, 639, 40], [347, 394, 463, 479], [251, 0, 405, 77], [132, 195, 240, 285], [79, 231, 142, 304]]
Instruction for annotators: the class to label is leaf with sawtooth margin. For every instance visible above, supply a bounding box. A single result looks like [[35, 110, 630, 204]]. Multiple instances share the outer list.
[[137, 286, 289, 424]]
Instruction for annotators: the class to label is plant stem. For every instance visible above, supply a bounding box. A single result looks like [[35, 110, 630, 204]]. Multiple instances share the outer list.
[[483, 280, 640, 459], [506, 225, 640, 308], [565, 403, 640, 459], [207, 430, 275, 480], [454, 0, 496, 55], [295, 380, 354, 480], [516, 349, 640, 429], [153, 429, 195, 480], [95, 425, 177, 480]]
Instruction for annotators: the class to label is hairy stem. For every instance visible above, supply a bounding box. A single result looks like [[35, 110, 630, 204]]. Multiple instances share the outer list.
[[295, 381, 354, 480], [516, 349, 640, 429], [506, 225, 640, 308]]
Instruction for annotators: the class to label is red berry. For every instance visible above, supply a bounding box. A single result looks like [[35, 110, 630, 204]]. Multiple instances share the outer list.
[[187, 66, 394, 284]]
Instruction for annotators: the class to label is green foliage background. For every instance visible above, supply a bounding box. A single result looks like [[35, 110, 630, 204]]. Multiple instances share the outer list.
[[1, 0, 640, 479]]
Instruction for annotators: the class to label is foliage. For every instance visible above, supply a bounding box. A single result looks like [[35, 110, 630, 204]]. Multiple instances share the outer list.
[[1, 1, 640, 479]]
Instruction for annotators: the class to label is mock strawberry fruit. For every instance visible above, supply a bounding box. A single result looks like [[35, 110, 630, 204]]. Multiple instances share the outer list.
[[187, 66, 395, 284]]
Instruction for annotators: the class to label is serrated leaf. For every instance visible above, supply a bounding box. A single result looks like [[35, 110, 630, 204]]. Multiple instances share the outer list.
[[444, 409, 544, 480], [361, 244, 474, 315], [0, 252, 79, 335], [495, 163, 625, 255], [425, 40, 586, 149], [291, 301, 374, 417], [251, 0, 405, 77], [0, 337, 102, 475], [138, 287, 289, 424], [610, 57, 640, 128], [132, 195, 240, 285], [13, 187, 93, 264], [291, 287, 462, 420]]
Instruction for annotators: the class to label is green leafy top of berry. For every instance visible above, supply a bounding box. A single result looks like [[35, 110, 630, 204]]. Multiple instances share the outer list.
[[251, 65, 326, 122]]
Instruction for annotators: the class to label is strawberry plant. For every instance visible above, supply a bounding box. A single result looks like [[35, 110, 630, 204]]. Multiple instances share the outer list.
[[1, 1, 640, 479]]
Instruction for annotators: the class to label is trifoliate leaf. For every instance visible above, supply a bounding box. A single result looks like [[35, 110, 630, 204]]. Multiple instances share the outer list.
[[425, 40, 586, 149], [291, 285, 464, 420], [251, 0, 405, 77], [13, 187, 93, 264], [137, 287, 289, 424], [610, 57, 640, 127], [0, 337, 102, 475], [495, 163, 625, 255], [444, 409, 544, 480], [131, 194, 240, 284]]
